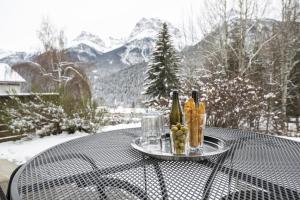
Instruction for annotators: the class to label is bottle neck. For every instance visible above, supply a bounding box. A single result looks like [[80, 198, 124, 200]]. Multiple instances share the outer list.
[[172, 91, 179, 102], [192, 91, 198, 106], [171, 92, 182, 113]]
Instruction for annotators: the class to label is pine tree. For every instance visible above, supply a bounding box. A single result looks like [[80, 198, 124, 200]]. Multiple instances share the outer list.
[[143, 23, 180, 105]]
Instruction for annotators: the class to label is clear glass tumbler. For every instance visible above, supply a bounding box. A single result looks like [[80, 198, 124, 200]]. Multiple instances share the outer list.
[[170, 124, 188, 155], [141, 112, 165, 145]]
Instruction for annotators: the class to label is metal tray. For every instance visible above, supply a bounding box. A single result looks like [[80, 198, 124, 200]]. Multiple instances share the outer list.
[[131, 135, 231, 161]]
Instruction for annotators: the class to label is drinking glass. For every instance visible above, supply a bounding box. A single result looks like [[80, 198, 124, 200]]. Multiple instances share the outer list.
[[141, 112, 165, 145], [170, 125, 188, 155]]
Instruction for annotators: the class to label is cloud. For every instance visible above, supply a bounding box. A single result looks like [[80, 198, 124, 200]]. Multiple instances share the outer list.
[[0, 0, 281, 52]]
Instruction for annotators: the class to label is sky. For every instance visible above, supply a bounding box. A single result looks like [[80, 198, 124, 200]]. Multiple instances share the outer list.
[[0, 0, 281, 52]]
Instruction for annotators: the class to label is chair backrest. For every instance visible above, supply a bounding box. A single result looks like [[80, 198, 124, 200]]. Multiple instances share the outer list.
[[0, 185, 7, 200], [6, 165, 22, 200]]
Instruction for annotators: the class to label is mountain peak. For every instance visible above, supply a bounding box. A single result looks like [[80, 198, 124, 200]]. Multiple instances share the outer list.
[[135, 18, 163, 28], [72, 31, 106, 52], [128, 18, 164, 40], [76, 31, 102, 41], [128, 18, 184, 50]]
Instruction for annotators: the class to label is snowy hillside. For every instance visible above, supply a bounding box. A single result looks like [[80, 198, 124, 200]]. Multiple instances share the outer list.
[[119, 38, 154, 65], [92, 62, 147, 106]]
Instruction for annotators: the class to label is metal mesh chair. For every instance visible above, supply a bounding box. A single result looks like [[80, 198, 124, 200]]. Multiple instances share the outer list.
[[0, 185, 7, 200], [6, 165, 22, 200]]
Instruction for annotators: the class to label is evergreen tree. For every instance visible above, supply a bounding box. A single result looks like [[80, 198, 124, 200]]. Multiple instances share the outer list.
[[143, 23, 180, 105]]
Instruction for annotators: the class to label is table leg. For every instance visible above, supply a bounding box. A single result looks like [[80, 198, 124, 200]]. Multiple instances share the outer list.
[[199, 155, 300, 199], [153, 162, 169, 200]]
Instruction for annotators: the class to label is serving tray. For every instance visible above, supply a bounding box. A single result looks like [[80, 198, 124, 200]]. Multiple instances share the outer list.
[[131, 135, 231, 161]]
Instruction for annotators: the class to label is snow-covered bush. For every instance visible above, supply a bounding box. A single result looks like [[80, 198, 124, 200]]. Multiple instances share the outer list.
[[179, 60, 292, 134], [62, 106, 107, 134], [0, 95, 107, 136], [180, 64, 266, 130], [205, 76, 265, 129], [1, 95, 64, 135]]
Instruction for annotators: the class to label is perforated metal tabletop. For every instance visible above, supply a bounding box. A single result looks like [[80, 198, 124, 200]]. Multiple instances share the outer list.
[[11, 128, 300, 200]]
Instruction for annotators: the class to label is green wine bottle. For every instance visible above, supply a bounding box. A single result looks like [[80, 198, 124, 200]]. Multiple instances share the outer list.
[[169, 91, 183, 128]]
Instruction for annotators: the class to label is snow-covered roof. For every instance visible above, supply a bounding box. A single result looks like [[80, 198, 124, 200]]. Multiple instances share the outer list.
[[0, 63, 25, 83]]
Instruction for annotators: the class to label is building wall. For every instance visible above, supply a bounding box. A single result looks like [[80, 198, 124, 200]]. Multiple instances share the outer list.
[[0, 84, 21, 94]]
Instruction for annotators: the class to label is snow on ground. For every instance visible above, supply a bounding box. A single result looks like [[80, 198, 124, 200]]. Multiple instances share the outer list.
[[0, 132, 89, 165], [277, 136, 300, 143], [0, 123, 141, 165], [107, 106, 146, 114], [101, 122, 141, 132]]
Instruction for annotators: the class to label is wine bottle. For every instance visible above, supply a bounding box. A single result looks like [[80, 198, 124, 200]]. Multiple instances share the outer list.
[[169, 91, 183, 128]]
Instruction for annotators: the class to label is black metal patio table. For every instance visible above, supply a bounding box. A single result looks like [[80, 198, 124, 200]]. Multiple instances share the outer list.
[[10, 128, 300, 200]]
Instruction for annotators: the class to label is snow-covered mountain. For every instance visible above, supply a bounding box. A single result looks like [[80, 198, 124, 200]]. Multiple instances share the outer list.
[[67, 18, 184, 65], [127, 18, 184, 49], [70, 31, 106, 53], [117, 18, 184, 65], [0, 51, 34, 65], [1, 18, 184, 66], [104, 36, 126, 51], [69, 32, 126, 53]]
